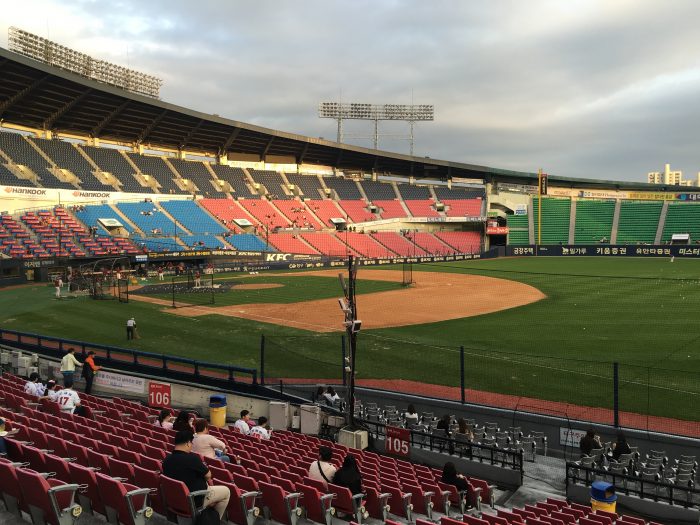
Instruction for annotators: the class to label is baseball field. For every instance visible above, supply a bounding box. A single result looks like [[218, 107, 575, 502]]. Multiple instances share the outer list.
[[1, 256, 699, 428]]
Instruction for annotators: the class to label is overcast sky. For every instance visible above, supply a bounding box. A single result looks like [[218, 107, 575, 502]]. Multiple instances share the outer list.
[[3, 0, 700, 183]]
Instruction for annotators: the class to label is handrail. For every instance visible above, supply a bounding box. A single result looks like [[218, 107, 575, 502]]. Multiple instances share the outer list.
[[565, 461, 700, 508], [357, 417, 524, 477], [0, 327, 257, 384]]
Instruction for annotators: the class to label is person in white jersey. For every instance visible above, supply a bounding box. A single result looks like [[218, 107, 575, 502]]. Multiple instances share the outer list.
[[249, 416, 271, 440], [233, 410, 251, 435], [55, 379, 81, 414]]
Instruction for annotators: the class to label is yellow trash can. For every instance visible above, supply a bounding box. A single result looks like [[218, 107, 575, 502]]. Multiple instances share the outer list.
[[209, 394, 227, 428], [590, 481, 617, 513]]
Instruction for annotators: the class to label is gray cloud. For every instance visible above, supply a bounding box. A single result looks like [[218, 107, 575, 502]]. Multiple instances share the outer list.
[[4, 0, 700, 182]]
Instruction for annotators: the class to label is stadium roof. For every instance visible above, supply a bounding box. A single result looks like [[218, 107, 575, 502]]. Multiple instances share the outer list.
[[0, 46, 691, 191]]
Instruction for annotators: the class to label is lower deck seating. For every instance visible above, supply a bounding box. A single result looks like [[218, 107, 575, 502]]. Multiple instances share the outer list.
[[340, 232, 397, 258], [404, 200, 440, 217], [406, 232, 454, 255], [338, 200, 376, 223], [371, 232, 429, 256], [435, 232, 482, 253], [374, 200, 408, 219], [300, 232, 357, 256], [304, 200, 346, 228], [267, 233, 320, 255]]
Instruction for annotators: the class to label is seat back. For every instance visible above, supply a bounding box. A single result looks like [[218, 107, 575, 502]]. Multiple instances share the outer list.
[[108, 457, 136, 483], [0, 460, 25, 513], [260, 481, 292, 524], [328, 483, 355, 514], [133, 465, 164, 515], [68, 461, 104, 515], [96, 472, 146, 525], [159, 475, 194, 517], [16, 467, 61, 525]]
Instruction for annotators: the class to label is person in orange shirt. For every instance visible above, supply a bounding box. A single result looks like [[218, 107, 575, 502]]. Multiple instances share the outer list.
[[82, 351, 101, 395]]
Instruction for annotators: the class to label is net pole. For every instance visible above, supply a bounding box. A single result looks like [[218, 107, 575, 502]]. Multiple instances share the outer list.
[[171, 277, 176, 308]]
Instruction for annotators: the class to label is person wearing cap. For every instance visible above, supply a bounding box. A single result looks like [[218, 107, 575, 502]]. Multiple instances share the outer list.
[[126, 317, 136, 340], [162, 430, 230, 519], [60, 347, 81, 385], [249, 416, 271, 440], [82, 351, 101, 395]]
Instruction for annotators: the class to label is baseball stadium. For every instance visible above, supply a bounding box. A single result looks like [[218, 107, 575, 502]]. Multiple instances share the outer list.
[[0, 26, 699, 525]]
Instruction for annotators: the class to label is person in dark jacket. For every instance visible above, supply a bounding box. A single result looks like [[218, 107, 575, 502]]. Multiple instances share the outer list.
[[332, 455, 363, 495], [172, 410, 194, 432], [441, 461, 469, 492], [611, 431, 632, 461], [579, 428, 603, 457]]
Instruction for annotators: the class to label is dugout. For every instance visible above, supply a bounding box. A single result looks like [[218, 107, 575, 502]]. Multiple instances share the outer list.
[[0, 258, 25, 286]]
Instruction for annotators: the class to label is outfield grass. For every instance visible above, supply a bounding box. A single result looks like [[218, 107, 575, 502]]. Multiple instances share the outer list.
[[2, 257, 699, 421]]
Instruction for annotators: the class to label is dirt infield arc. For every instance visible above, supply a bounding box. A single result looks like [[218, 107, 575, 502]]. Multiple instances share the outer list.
[[130, 269, 546, 332]]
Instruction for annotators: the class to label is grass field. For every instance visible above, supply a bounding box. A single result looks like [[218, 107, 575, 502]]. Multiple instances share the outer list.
[[2, 257, 699, 421]]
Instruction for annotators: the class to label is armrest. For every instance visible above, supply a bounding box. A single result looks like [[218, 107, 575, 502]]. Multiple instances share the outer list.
[[188, 489, 211, 498], [40, 472, 57, 478], [62, 457, 77, 462], [112, 477, 128, 482], [320, 493, 335, 505], [125, 487, 153, 513], [241, 491, 261, 499], [351, 492, 366, 503], [48, 483, 81, 494]]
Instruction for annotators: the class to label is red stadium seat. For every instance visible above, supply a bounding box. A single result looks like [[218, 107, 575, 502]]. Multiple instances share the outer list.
[[259, 481, 302, 525], [299, 483, 336, 525], [95, 472, 152, 525], [16, 467, 82, 525], [328, 482, 368, 524]]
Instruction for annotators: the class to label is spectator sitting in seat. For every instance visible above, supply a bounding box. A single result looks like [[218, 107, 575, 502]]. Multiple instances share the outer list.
[[404, 404, 419, 425], [162, 430, 230, 520], [456, 417, 474, 441], [192, 418, 231, 462], [172, 410, 195, 432], [441, 461, 469, 492], [611, 431, 632, 461], [45, 380, 59, 401], [332, 455, 362, 495], [308, 446, 337, 489], [24, 372, 42, 397], [233, 410, 252, 435], [323, 386, 340, 407], [250, 416, 271, 440], [55, 379, 81, 415], [313, 386, 326, 403], [579, 428, 603, 457], [155, 409, 174, 430], [436, 414, 452, 433]]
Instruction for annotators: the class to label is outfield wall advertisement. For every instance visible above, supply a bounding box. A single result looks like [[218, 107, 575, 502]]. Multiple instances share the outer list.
[[507, 245, 700, 258]]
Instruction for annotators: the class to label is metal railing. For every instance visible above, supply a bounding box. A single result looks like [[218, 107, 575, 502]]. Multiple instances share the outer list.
[[358, 417, 524, 477], [566, 461, 700, 508], [0, 327, 257, 386]]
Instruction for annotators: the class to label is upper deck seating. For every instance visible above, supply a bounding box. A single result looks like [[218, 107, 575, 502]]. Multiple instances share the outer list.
[[168, 158, 226, 196], [126, 153, 187, 194], [360, 180, 397, 200], [31, 137, 113, 191], [249, 170, 292, 199], [75, 204, 135, 235], [198, 199, 251, 232], [285, 173, 325, 199], [397, 184, 432, 200], [434, 187, 485, 200], [210, 166, 259, 199], [323, 177, 362, 199], [228, 234, 270, 251], [80, 145, 148, 194], [0, 162, 34, 187], [0, 131, 74, 189]]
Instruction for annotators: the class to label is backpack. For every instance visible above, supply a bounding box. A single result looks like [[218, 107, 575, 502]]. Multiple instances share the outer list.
[[195, 507, 219, 525]]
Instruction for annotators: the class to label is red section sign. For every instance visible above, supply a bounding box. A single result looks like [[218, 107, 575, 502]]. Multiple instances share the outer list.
[[148, 382, 171, 408], [386, 426, 410, 457], [487, 226, 510, 235]]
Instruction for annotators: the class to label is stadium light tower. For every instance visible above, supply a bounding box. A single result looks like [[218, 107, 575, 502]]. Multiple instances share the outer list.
[[319, 102, 434, 155], [8, 27, 163, 99]]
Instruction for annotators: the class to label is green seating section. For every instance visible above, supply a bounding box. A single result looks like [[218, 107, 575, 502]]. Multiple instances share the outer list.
[[532, 198, 571, 244], [508, 229, 530, 245], [506, 213, 529, 245], [617, 201, 663, 244], [574, 199, 615, 244], [662, 202, 700, 242]]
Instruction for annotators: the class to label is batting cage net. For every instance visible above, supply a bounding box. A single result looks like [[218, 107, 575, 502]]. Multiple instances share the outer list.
[[170, 271, 215, 308], [117, 278, 129, 303]]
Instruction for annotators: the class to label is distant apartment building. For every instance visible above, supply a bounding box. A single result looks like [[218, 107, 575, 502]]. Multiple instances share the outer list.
[[647, 164, 700, 186]]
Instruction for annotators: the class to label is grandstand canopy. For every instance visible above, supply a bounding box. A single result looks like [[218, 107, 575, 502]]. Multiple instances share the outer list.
[[0, 46, 687, 191]]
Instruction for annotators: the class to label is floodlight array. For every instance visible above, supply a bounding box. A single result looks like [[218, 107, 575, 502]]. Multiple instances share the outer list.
[[8, 27, 163, 99], [319, 102, 433, 121]]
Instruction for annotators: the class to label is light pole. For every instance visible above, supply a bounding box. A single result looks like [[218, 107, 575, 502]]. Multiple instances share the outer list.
[[339, 255, 360, 427]]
